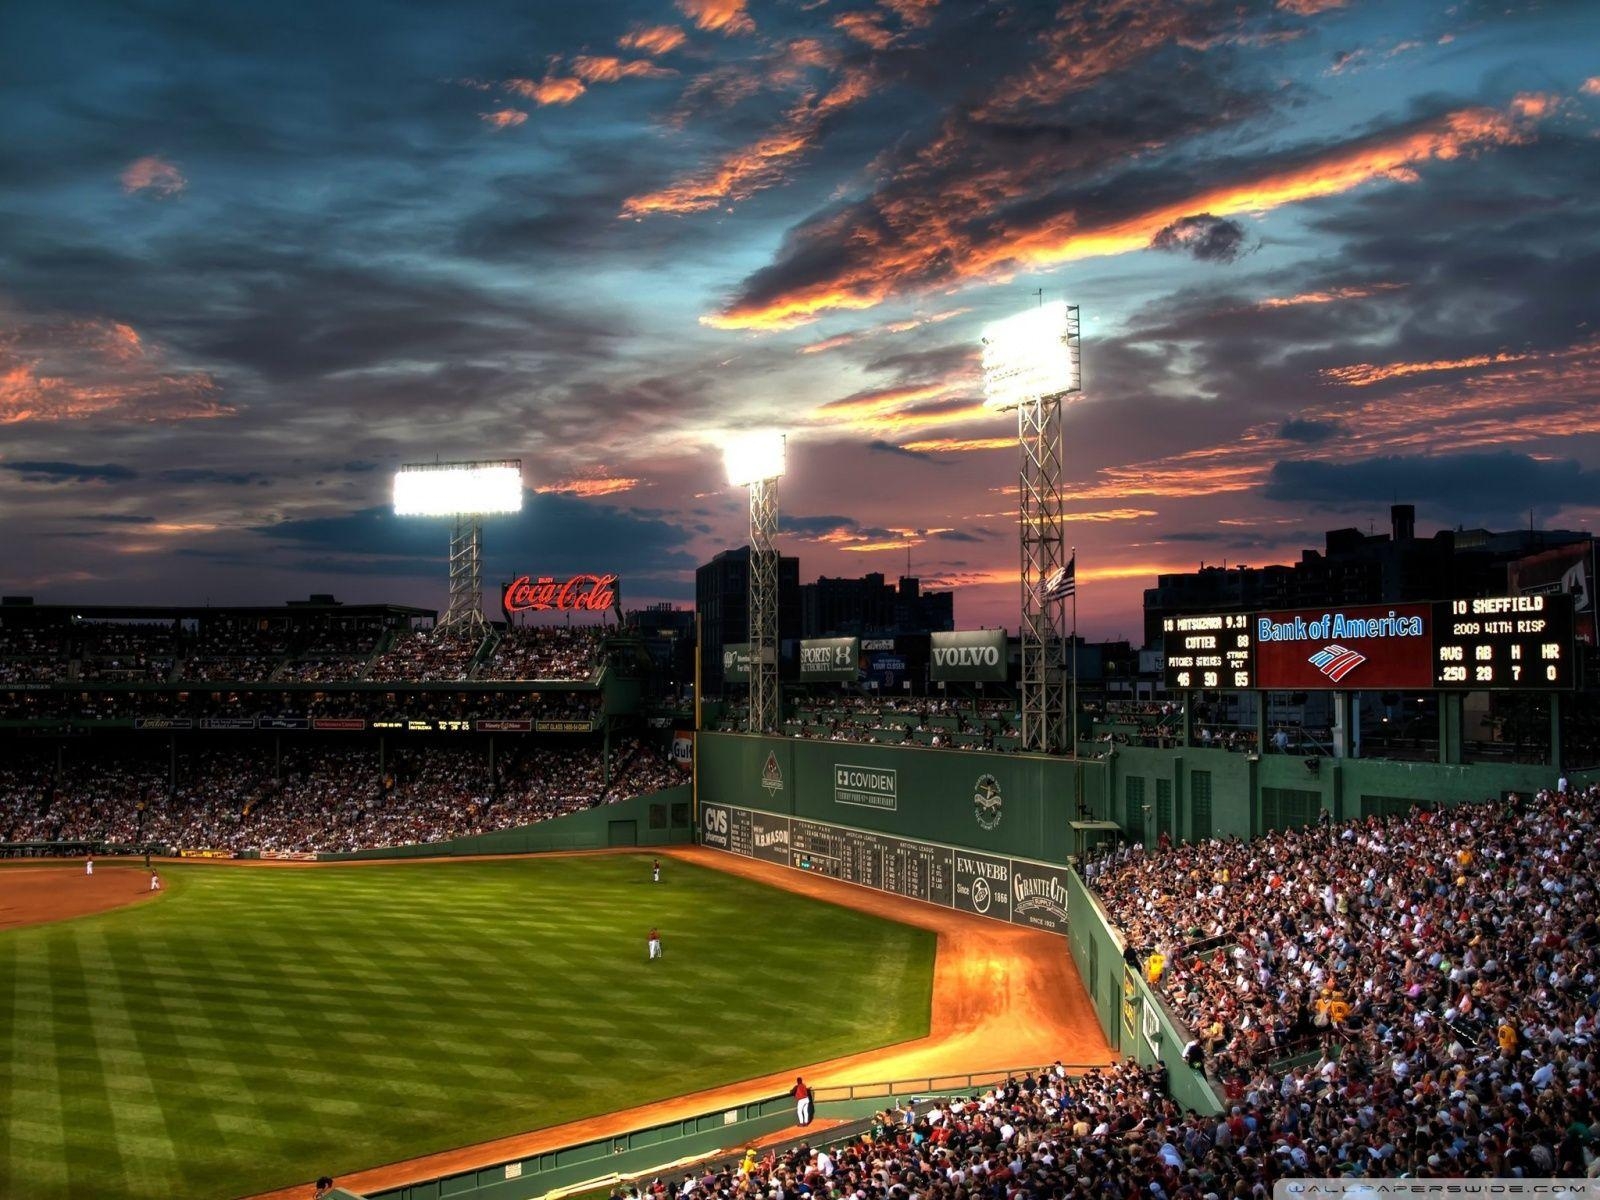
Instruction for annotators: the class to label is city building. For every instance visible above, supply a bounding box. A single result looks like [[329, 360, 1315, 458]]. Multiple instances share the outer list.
[[1143, 504, 1591, 645], [799, 572, 954, 638], [694, 546, 801, 696]]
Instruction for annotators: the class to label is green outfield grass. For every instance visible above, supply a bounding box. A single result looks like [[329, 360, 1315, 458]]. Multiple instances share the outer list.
[[0, 856, 935, 1200]]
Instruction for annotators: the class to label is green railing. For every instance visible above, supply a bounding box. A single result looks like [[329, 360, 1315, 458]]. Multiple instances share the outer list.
[[360, 1063, 1113, 1200]]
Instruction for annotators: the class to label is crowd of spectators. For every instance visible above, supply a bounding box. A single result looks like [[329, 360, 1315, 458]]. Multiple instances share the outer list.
[[479, 625, 605, 681], [713, 695, 1023, 750], [690, 1018, 1597, 1200], [0, 736, 682, 853], [365, 629, 488, 682], [0, 622, 612, 685], [1083, 782, 1600, 1178]]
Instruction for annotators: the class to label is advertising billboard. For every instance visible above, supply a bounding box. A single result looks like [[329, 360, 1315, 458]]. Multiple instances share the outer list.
[[1253, 604, 1433, 690], [721, 642, 752, 684], [1508, 540, 1595, 646], [929, 629, 1008, 683], [798, 636, 860, 683]]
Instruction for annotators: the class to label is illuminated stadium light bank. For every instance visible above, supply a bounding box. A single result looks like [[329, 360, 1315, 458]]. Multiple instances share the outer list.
[[723, 432, 786, 735], [393, 459, 523, 633], [980, 301, 1082, 756]]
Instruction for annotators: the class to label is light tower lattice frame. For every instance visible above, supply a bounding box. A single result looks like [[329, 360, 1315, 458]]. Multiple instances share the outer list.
[[747, 476, 781, 734], [982, 302, 1081, 756], [1017, 377, 1073, 755], [444, 515, 486, 634]]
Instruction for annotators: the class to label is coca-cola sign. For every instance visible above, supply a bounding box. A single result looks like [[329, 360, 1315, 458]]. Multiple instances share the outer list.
[[502, 573, 619, 615]]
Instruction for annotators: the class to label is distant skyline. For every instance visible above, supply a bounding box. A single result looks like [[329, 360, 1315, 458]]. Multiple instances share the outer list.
[[2, 0, 1597, 640]]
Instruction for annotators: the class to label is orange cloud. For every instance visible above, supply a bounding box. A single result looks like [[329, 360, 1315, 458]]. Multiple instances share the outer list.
[[706, 100, 1541, 330], [1511, 92, 1559, 120], [1277, 0, 1346, 12], [0, 315, 228, 425], [676, 0, 754, 35], [1583, 78, 1600, 97], [1256, 283, 1404, 308], [619, 25, 688, 55], [506, 76, 586, 106], [899, 436, 1013, 453], [570, 56, 675, 84], [480, 109, 528, 129], [1321, 350, 1532, 387], [834, 11, 896, 49], [120, 156, 186, 197], [881, 0, 938, 27], [1065, 508, 1160, 522], [798, 307, 970, 354], [623, 68, 873, 216], [534, 476, 641, 497], [817, 382, 955, 418]]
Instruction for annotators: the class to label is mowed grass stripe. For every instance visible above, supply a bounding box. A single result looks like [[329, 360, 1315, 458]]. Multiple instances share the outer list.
[[0, 857, 933, 1200]]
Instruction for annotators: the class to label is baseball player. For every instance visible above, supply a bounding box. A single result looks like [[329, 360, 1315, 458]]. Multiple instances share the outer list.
[[86, 858, 94, 877], [648, 927, 662, 961], [149, 871, 161, 892], [652, 858, 661, 883], [792, 1077, 812, 1126]]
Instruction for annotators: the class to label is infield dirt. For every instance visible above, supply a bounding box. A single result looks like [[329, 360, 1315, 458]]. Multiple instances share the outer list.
[[0, 864, 161, 931]]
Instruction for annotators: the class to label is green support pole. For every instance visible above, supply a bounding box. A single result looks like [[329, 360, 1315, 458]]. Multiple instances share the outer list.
[[1550, 694, 1561, 773]]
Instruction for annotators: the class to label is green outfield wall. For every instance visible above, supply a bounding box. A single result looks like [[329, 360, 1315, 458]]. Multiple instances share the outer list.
[[1102, 745, 1590, 847], [1064, 871, 1221, 1116], [317, 786, 693, 861], [696, 733, 1104, 864]]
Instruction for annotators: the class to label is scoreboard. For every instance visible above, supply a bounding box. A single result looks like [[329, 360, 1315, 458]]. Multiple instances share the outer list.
[[1159, 612, 1255, 690], [1163, 594, 1576, 691], [1432, 595, 1575, 690]]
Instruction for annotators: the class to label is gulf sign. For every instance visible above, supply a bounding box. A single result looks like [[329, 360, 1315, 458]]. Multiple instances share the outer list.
[[1253, 603, 1432, 690]]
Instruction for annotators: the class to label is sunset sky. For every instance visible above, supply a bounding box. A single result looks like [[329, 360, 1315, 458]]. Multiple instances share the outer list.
[[2, 0, 1597, 640]]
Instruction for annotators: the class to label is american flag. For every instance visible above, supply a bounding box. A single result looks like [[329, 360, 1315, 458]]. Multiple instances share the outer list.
[[1043, 556, 1076, 601]]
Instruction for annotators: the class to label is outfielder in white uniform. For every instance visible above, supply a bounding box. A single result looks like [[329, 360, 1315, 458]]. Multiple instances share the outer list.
[[648, 928, 662, 960], [86, 858, 94, 877], [150, 872, 161, 892]]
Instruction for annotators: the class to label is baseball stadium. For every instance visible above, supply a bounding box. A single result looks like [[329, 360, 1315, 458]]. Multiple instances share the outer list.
[[4, 424, 1599, 1200], [10, 0, 1600, 1196]]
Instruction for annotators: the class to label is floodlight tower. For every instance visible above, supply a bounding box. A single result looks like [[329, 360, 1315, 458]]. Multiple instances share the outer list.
[[724, 432, 786, 735], [980, 301, 1081, 755], [393, 460, 523, 634]]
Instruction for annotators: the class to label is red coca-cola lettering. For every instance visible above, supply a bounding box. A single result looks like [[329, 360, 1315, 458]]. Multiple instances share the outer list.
[[503, 573, 618, 613]]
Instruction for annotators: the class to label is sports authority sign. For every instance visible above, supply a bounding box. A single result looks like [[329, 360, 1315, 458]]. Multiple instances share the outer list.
[[799, 636, 860, 683], [501, 573, 618, 617], [1253, 603, 1433, 690], [929, 629, 1008, 682], [834, 763, 898, 811]]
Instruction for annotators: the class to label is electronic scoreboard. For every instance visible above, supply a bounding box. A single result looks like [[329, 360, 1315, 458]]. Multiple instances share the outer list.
[[1160, 612, 1254, 690], [1162, 594, 1577, 691], [1431, 594, 1575, 690]]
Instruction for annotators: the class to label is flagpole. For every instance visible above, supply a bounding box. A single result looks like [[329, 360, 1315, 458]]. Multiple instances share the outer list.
[[1070, 546, 1078, 758]]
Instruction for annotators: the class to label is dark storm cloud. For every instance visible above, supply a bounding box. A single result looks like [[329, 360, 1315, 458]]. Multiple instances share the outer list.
[[1278, 418, 1344, 444], [868, 440, 945, 462], [256, 491, 698, 580], [1262, 452, 1598, 521], [1149, 214, 1249, 263], [2, 461, 138, 483], [784, 514, 864, 537], [933, 529, 988, 543], [158, 468, 270, 486]]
